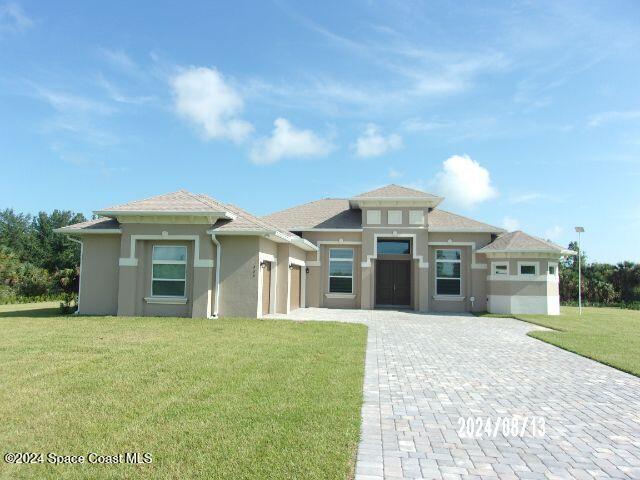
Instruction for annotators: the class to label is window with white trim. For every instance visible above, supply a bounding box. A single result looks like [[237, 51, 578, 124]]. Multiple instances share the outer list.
[[519, 262, 538, 276], [548, 263, 557, 275], [329, 248, 353, 293], [436, 249, 461, 295], [492, 262, 509, 275], [152, 246, 187, 297]]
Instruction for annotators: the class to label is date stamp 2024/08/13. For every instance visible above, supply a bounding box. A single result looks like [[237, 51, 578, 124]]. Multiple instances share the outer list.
[[458, 416, 546, 439], [4, 451, 153, 465]]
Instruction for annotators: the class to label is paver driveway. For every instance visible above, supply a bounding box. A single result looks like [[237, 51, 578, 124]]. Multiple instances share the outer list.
[[280, 308, 640, 480]]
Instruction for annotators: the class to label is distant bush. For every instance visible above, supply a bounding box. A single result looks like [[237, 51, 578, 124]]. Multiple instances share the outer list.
[[561, 300, 640, 311]]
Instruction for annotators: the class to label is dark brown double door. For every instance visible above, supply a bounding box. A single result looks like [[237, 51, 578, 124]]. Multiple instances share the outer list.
[[375, 260, 411, 307]]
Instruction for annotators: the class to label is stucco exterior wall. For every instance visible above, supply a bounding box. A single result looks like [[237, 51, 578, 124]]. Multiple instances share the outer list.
[[78, 235, 121, 315], [299, 231, 363, 309], [116, 223, 215, 318], [486, 255, 561, 315], [218, 236, 259, 318]]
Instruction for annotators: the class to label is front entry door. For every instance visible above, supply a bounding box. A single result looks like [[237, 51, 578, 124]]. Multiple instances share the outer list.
[[376, 260, 411, 307]]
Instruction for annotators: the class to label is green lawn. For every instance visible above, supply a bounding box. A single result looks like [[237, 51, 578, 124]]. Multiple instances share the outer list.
[[0, 303, 367, 480], [476, 306, 640, 377]]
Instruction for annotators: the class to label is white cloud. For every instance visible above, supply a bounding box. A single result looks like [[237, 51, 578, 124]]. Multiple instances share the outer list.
[[544, 225, 563, 240], [250, 118, 332, 165], [0, 2, 33, 34], [588, 110, 640, 127], [501, 216, 520, 232], [171, 66, 253, 143], [35, 87, 114, 115], [354, 124, 402, 158], [434, 154, 498, 207]]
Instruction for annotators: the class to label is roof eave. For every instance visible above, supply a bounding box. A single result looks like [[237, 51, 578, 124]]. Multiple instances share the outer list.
[[95, 210, 237, 220], [349, 196, 443, 209], [477, 248, 565, 255], [53, 227, 122, 235], [428, 227, 505, 233]]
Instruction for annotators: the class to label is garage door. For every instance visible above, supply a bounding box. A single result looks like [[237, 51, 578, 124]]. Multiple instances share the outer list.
[[289, 265, 301, 311], [261, 261, 271, 316]]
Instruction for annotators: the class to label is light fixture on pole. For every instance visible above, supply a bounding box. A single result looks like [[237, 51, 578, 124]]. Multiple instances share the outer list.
[[574, 226, 585, 315]]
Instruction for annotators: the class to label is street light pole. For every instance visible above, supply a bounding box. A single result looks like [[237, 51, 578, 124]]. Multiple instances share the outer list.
[[575, 227, 585, 315]]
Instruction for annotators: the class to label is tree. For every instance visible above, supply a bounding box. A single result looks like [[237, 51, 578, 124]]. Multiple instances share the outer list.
[[0, 209, 34, 261], [610, 262, 640, 303], [30, 210, 85, 271]]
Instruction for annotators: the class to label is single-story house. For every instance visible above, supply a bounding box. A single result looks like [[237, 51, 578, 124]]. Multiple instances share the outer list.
[[55, 185, 574, 318]]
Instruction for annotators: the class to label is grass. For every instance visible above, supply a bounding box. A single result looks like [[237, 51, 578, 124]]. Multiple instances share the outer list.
[[0, 303, 368, 480], [475, 306, 640, 377]]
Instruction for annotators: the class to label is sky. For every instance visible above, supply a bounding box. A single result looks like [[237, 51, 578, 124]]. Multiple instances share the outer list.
[[0, 1, 639, 263]]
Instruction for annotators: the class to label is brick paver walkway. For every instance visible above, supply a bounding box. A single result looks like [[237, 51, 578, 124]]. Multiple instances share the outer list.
[[280, 308, 640, 480]]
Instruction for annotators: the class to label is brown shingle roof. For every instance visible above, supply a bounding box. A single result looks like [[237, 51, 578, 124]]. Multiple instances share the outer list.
[[97, 190, 229, 214], [55, 217, 120, 232], [428, 209, 504, 233], [262, 198, 362, 230], [212, 203, 298, 237], [477, 230, 570, 253], [353, 184, 439, 199]]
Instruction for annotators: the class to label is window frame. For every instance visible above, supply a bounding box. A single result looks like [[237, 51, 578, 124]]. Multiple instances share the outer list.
[[377, 238, 411, 256], [366, 209, 381, 225], [328, 248, 354, 294], [517, 261, 539, 276], [435, 248, 462, 296], [151, 245, 188, 298], [548, 262, 558, 276], [409, 210, 424, 225], [387, 210, 403, 225], [491, 261, 509, 276]]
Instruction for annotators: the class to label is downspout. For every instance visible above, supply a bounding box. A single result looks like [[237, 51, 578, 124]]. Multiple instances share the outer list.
[[211, 234, 221, 318], [66, 236, 83, 314]]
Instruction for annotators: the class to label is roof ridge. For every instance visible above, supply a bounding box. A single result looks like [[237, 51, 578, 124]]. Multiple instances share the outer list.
[[225, 203, 297, 236], [104, 189, 189, 210], [192, 192, 227, 210]]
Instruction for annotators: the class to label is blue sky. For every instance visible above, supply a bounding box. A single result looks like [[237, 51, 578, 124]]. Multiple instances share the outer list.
[[1, 1, 639, 263]]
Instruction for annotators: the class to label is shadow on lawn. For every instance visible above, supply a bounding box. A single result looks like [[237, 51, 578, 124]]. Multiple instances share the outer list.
[[0, 306, 64, 318]]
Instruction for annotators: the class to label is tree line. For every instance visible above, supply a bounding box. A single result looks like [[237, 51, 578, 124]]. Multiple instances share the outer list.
[[0, 209, 85, 305], [560, 241, 640, 309]]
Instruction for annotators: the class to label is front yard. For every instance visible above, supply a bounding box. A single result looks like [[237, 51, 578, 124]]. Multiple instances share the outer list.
[[0, 303, 367, 480], [477, 306, 640, 377]]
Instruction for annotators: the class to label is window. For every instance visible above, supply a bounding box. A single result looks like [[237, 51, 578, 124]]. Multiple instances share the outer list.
[[518, 262, 538, 276], [387, 210, 402, 225], [329, 248, 353, 293], [492, 262, 509, 275], [377, 239, 410, 255], [152, 246, 187, 297], [436, 249, 461, 295], [409, 210, 424, 225], [366, 210, 381, 225], [548, 263, 557, 275]]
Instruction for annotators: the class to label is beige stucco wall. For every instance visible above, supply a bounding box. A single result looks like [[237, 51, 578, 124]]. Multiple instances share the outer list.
[[78, 235, 121, 315], [361, 206, 428, 228], [300, 231, 362, 309], [485, 254, 561, 315], [427, 232, 494, 312], [116, 224, 215, 318], [217, 236, 259, 318]]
